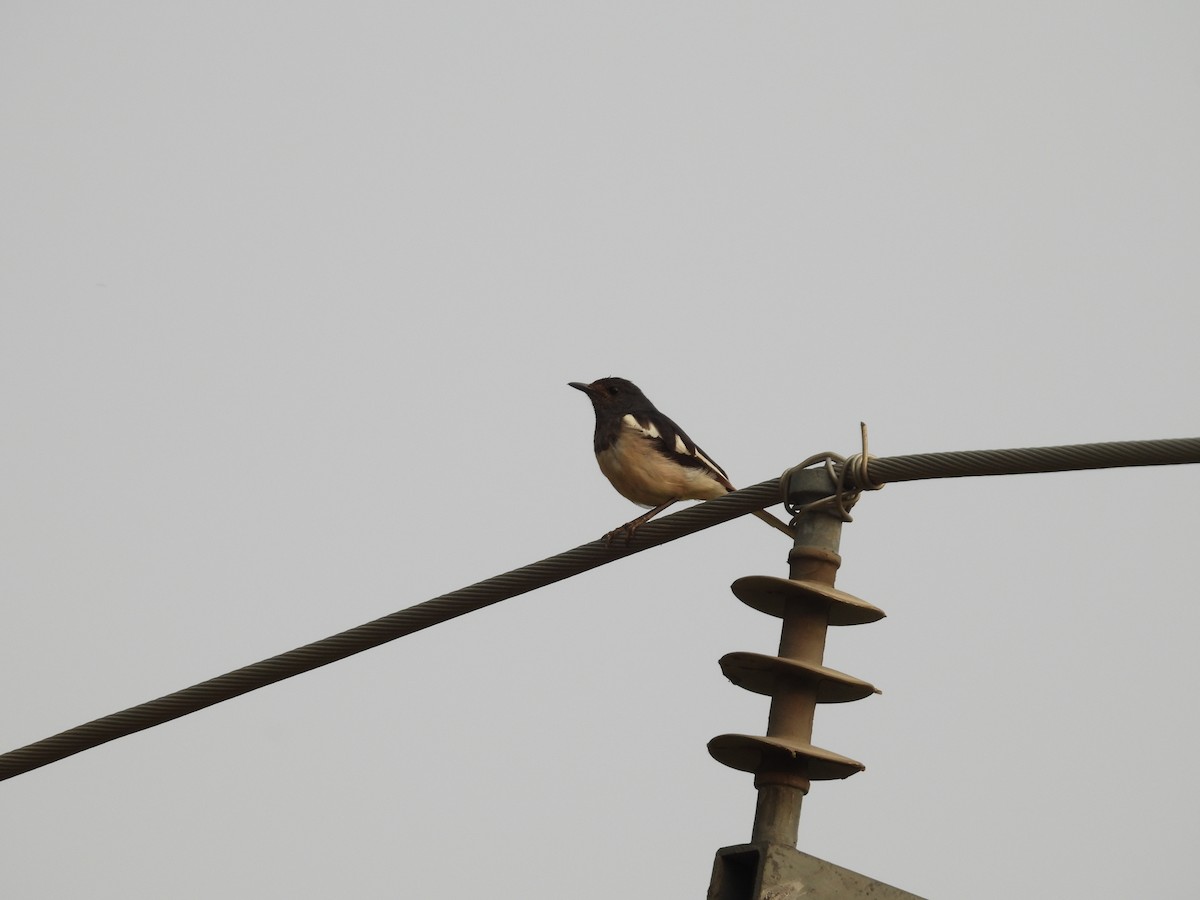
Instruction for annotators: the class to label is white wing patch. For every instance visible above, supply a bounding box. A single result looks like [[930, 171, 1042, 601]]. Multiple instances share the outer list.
[[621, 413, 660, 439], [692, 446, 728, 480]]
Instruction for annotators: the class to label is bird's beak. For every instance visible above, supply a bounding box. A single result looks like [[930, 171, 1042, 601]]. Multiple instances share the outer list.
[[568, 381, 596, 397]]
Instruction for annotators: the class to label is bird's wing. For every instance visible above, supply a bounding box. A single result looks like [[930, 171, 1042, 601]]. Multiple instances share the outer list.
[[621, 412, 736, 490]]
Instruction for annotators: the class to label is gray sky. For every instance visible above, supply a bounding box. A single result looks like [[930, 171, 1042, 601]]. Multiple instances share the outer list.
[[2, 4, 1198, 898]]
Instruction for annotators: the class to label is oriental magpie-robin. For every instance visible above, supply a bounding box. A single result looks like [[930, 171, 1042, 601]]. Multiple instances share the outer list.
[[569, 377, 795, 544]]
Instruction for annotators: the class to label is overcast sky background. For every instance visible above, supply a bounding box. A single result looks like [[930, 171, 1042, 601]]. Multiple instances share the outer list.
[[3, 4, 1198, 898]]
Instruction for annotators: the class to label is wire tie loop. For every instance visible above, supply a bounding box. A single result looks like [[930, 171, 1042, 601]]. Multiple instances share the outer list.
[[844, 421, 887, 493], [779, 424, 884, 525], [780, 452, 856, 522]]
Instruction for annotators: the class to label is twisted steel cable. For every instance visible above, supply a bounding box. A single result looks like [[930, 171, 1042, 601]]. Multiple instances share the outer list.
[[845, 436, 1200, 486], [0, 492, 756, 782], [2, 435, 1197, 782]]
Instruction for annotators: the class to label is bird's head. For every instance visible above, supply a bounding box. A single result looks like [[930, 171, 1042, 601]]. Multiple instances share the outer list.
[[568, 377, 653, 413]]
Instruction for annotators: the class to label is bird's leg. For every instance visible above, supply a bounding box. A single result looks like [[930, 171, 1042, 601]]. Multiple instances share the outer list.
[[604, 499, 679, 547]]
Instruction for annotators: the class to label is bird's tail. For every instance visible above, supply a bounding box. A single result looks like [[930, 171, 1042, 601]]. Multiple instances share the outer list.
[[753, 508, 796, 538]]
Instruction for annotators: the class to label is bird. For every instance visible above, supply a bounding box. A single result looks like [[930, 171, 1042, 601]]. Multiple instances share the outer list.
[[569, 377, 795, 544]]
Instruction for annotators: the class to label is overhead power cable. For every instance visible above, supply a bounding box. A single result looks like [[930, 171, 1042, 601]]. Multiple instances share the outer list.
[[841, 436, 1200, 486], [2, 435, 1197, 783]]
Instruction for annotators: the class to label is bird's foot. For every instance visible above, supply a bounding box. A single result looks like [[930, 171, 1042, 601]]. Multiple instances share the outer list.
[[601, 501, 677, 548], [602, 522, 640, 548]]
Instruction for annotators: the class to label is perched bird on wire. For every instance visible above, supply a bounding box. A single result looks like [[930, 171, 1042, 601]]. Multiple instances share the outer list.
[[570, 377, 795, 544]]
